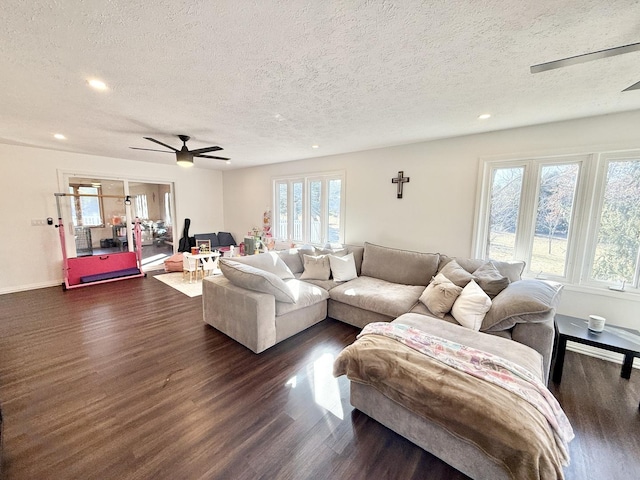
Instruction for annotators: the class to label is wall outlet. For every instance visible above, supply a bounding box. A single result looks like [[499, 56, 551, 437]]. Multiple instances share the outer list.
[[31, 219, 47, 226]]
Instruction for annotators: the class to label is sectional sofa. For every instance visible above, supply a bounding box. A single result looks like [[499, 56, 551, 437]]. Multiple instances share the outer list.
[[202, 242, 562, 381]]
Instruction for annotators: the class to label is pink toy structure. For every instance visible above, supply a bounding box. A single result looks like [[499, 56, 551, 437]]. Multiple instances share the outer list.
[[54, 192, 145, 290]]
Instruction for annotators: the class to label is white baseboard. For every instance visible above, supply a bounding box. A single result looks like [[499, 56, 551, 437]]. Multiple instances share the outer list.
[[0, 280, 62, 295], [567, 341, 639, 369]]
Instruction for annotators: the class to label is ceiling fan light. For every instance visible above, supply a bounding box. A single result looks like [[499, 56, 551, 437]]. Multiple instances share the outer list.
[[176, 150, 194, 167], [177, 158, 194, 167]]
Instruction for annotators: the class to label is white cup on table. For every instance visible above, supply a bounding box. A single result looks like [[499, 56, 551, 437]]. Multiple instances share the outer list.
[[588, 315, 606, 333]]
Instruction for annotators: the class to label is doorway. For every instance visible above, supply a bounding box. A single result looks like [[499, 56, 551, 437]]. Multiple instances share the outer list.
[[62, 174, 176, 272]]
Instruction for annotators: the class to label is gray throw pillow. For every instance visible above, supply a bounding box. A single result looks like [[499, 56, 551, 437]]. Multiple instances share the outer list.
[[300, 254, 331, 280], [481, 279, 563, 332], [219, 259, 296, 303], [453, 257, 525, 283], [438, 259, 475, 287], [472, 261, 510, 297]]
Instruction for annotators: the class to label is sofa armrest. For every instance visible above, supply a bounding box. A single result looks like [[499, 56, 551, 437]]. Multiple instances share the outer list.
[[202, 276, 276, 353], [511, 315, 556, 384]]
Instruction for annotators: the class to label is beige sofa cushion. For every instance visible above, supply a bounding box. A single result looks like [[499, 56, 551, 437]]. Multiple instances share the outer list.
[[481, 279, 562, 332], [329, 276, 424, 318], [361, 242, 439, 286], [231, 252, 295, 279], [275, 279, 330, 316], [438, 259, 475, 287], [220, 259, 295, 303], [277, 248, 305, 274], [440, 256, 525, 283]]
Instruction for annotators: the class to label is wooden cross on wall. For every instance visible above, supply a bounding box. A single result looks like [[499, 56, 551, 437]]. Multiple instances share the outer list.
[[392, 171, 410, 198]]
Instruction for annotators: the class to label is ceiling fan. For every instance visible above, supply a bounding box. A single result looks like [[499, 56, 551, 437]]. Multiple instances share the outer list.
[[130, 135, 229, 167], [530, 42, 640, 92]]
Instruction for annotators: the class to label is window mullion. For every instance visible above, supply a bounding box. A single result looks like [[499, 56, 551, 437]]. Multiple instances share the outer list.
[[322, 179, 328, 245], [515, 162, 536, 267]]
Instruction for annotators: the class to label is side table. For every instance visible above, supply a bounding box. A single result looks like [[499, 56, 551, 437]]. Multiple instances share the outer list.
[[552, 314, 640, 408]]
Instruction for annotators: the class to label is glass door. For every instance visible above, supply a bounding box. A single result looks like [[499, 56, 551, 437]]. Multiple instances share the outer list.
[[61, 174, 175, 271]]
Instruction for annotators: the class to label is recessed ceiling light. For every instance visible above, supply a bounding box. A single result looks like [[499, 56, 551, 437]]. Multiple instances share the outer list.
[[311, 145, 319, 149], [226, 160, 231, 165], [87, 78, 108, 90], [478, 113, 491, 120], [53, 133, 66, 140]]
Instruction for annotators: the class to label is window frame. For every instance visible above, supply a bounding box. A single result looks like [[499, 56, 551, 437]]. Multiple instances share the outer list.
[[474, 154, 590, 283], [581, 151, 640, 290], [272, 171, 345, 246]]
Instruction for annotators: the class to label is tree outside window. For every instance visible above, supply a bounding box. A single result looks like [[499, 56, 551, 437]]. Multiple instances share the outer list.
[[478, 152, 640, 290], [590, 159, 640, 286]]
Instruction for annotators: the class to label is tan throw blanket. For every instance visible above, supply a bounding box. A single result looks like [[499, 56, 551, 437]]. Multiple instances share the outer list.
[[334, 328, 569, 480]]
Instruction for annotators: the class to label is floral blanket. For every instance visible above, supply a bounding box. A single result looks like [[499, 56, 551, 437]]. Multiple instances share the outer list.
[[334, 322, 575, 480]]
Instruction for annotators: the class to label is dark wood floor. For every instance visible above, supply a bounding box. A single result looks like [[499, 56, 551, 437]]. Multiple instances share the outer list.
[[0, 275, 638, 480]]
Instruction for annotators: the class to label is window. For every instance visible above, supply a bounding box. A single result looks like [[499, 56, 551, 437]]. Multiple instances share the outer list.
[[68, 184, 104, 227], [134, 194, 149, 219], [586, 154, 640, 288], [477, 151, 640, 292], [273, 172, 345, 245]]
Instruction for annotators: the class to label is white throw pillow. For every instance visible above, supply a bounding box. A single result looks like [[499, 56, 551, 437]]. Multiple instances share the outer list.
[[328, 252, 358, 282], [451, 279, 492, 331]]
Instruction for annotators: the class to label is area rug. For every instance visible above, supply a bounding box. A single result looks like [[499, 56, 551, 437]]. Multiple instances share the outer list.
[[154, 272, 203, 297]]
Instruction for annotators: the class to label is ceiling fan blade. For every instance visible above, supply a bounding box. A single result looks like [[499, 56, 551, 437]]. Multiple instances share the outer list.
[[197, 154, 230, 160], [530, 42, 640, 74], [189, 146, 223, 155], [130, 147, 175, 153], [143, 137, 178, 151], [622, 80, 640, 92]]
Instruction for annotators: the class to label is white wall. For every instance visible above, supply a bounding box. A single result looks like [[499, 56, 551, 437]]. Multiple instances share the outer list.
[[223, 110, 640, 330], [0, 143, 224, 293]]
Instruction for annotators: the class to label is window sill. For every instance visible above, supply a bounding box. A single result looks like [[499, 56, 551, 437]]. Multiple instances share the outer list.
[[558, 283, 640, 302]]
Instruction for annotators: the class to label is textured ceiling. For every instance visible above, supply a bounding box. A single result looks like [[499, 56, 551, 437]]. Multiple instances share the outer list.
[[1, 1, 640, 170]]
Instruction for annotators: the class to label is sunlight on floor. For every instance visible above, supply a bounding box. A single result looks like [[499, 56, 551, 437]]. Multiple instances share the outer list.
[[141, 253, 170, 271], [312, 353, 344, 419], [284, 353, 344, 419]]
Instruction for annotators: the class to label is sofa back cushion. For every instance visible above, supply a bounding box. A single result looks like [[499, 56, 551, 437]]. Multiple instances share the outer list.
[[276, 249, 305, 274], [344, 245, 364, 275], [360, 242, 439, 286], [194, 233, 220, 248], [481, 279, 562, 332], [219, 259, 295, 303], [439, 255, 525, 283], [217, 231, 237, 247], [230, 252, 295, 279]]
